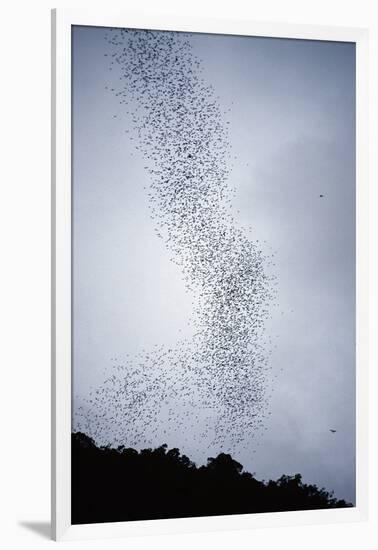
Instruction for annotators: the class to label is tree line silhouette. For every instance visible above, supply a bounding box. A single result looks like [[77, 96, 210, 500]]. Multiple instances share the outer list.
[[72, 432, 352, 524]]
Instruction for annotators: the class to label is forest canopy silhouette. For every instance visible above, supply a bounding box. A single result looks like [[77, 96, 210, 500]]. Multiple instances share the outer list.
[[72, 432, 352, 524]]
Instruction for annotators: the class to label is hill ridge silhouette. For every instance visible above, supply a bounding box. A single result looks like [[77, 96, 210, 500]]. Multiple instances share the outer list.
[[72, 431, 352, 524]]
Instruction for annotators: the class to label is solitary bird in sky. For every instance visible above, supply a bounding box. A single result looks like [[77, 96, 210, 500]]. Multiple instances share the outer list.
[[330, 429, 337, 433], [319, 194, 325, 198]]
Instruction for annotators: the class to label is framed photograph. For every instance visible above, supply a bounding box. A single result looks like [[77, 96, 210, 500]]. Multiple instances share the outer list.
[[52, 8, 369, 541]]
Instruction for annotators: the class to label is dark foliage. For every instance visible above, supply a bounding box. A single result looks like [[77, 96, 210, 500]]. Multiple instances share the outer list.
[[72, 432, 352, 524]]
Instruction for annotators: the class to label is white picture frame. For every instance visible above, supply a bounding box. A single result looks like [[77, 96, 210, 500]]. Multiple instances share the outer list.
[[51, 8, 369, 542]]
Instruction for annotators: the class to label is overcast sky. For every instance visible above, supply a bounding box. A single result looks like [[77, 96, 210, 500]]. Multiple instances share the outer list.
[[72, 26, 355, 502]]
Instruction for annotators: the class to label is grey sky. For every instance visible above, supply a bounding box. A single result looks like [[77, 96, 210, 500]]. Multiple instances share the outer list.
[[72, 26, 355, 502]]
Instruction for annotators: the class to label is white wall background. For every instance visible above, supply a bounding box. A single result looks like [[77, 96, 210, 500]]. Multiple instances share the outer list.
[[0, 0, 376, 548]]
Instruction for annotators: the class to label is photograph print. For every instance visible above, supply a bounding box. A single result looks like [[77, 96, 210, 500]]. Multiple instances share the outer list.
[[71, 25, 356, 524]]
